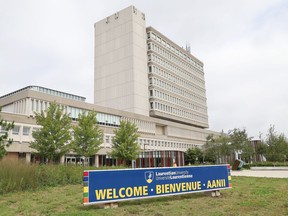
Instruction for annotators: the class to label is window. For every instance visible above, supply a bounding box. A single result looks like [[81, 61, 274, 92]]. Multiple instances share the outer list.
[[149, 66, 152, 73], [147, 32, 151, 39], [12, 126, 20, 135], [23, 127, 30, 136], [147, 43, 151, 50], [157, 36, 161, 43], [148, 55, 151, 61]]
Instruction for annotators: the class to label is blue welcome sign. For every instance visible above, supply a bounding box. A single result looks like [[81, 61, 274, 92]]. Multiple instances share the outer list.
[[83, 165, 232, 205]]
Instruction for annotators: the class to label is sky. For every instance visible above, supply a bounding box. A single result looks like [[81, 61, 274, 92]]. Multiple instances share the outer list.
[[1, 0, 288, 139]]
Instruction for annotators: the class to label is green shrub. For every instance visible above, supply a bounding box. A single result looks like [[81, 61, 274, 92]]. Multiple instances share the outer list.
[[251, 161, 288, 167]]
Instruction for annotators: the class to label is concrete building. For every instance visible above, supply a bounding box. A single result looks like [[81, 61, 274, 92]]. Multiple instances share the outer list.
[[94, 6, 208, 129], [0, 6, 217, 166], [94, 6, 149, 116]]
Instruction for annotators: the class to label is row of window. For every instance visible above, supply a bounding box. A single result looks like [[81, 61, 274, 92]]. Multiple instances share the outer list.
[[31, 99, 49, 113], [29, 99, 122, 127], [9, 126, 200, 151], [148, 65, 205, 97], [150, 89, 207, 113], [148, 63, 204, 89], [14, 99, 28, 114], [104, 134, 201, 150], [149, 76, 206, 102], [121, 117, 155, 134], [150, 101, 208, 123], [148, 52, 203, 84], [11, 125, 34, 136], [31, 86, 85, 102], [138, 137, 201, 150], [148, 53, 205, 95], [147, 42, 203, 77], [147, 31, 203, 71]]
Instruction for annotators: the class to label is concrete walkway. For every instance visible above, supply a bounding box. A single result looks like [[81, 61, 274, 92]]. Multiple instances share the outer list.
[[231, 169, 288, 178]]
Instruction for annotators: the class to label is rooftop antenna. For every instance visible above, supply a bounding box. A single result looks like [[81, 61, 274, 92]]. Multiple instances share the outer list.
[[185, 43, 191, 53]]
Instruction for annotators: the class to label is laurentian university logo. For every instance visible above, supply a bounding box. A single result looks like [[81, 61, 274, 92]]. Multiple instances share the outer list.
[[145, 171, 154, 183]]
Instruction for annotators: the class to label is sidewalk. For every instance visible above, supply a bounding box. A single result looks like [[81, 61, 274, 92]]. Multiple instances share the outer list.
[[231, 169, 288, 178]]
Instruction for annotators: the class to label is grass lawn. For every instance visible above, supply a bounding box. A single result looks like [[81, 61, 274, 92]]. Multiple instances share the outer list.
[[0, 176, 287, 216]]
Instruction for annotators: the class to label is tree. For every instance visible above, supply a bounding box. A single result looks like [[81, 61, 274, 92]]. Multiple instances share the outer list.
[[111, 120, 140, 166], [0, 109, 14, 159], [204, 133, 231, 164], [203, 134, 218, 163], [229, 128, 253, 163], [30, 102, 72, 163], [185, 147, 203, 164], [72, 111, 103, 164], [217, 132, 231, 163], [262, 125, 288, 162]]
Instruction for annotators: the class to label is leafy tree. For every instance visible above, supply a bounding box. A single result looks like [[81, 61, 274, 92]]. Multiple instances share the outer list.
[[111, 120, 140, 166], [203, 134, 218, 163], [72, 110, 103, 162], [229, 128, 253, 162], [204, 133, 231, 164], [30, 102, 72, 163], [217, 132, 231, 163], [185, 147, 203, 164], [0, 110, 14, 159], [204, 134, 216, 162], [262, 125, 288, 162]]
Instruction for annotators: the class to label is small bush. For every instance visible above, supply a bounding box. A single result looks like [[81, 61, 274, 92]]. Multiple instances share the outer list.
[[251, 161, 288, 167]]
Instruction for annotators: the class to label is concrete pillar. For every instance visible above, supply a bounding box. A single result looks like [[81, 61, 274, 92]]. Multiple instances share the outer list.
[[95, 155, 99, 167], [25, 153, 31, 163], [60, 155, 65, 164]]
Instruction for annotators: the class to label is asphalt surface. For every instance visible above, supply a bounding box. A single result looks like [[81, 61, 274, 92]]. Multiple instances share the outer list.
[[231, 170, 288, 178]]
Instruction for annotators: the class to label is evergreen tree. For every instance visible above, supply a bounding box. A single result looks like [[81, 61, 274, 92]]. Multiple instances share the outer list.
[[72, 111, 103, 163], [111, 120, 140, 166], [30, 102, 72, 162], [0, 109, 14, 159]]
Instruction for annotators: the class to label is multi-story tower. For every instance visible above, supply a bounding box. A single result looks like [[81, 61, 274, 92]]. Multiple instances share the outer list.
[[94, 6, 149, 116], [94, 5, 208, 128], [147, 27, 209, 128]]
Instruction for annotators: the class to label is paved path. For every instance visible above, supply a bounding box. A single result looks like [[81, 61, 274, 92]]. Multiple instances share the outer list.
[[231, 170, 288, 178]]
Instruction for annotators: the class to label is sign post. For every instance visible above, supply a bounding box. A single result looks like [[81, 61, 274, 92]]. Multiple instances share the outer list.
[[83, 164, 232, 206]]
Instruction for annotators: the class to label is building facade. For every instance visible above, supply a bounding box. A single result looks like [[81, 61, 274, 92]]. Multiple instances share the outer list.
[[94, 6, 208, 129], [146, 27, 208, 128], [0, 6, 217, 167], [94, 6, 149, 116]]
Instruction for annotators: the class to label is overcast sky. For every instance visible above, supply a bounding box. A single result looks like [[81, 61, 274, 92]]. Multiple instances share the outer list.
[[1, 0, 288, 139]]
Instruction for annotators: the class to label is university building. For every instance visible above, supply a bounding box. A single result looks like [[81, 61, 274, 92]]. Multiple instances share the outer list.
[[0, 6, 218, 167]]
